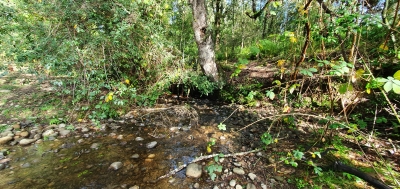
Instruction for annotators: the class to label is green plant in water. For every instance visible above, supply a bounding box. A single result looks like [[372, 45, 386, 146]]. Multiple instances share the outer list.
[[66, 125, 75, 131], [0, 125, 9, 133], [49, 118, 61, 125], [217, 123, 226, 131], [205, 153, 224, 181], [59, 157, 72, 163], [77, 170, 91, 177]]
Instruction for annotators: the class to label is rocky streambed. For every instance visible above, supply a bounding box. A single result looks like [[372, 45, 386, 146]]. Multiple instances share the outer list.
[[0, 100, 297, 189]]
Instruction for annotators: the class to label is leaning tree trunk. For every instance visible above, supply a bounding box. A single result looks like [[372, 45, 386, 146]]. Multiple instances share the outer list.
[[189, 0, 219, 82]]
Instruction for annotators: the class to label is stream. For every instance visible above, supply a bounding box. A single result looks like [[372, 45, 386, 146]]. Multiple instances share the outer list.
[[0, 99, 287, 189]]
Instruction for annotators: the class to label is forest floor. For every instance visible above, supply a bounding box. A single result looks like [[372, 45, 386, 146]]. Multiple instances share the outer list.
[[0, 66, 400, 189]]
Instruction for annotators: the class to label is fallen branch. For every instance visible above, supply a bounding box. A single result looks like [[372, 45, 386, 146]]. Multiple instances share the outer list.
[[154, 149, 261, 182]]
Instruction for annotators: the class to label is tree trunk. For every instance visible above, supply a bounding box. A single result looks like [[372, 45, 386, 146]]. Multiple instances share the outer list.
[[189, 0, 219, 82]]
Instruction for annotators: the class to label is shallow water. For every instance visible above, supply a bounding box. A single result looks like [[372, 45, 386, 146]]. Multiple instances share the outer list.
[[0, 103, 240, 189]]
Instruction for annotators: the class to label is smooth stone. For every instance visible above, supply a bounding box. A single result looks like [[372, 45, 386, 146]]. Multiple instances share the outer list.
[[248, 172, 257, 180], [20, 131, 29, 138], [229, 180, 236, 187], [130, 154, 139, 159], [147, 154, 155, 158], [193, 183, 200, 189], [58, 123, 66, 128], [129, 186, 139, 189], [168, 178, 176, 183], [146, 141, 157, 149], [21, 162, 31, 168], [274, 176, 285, 182], [236, 185, 243, 189], [59, 129, 71, 136], [169, 127, 180, 132], [109, 162, 123, 170], [246, 183, 256, 189], [181, 126, 190, 131], [117, 135, 124, 140], [90, 143, 100, 149], [42, 129, 55, 137], [135, 137, 144, 141], [19, 139, 37, 145], [144, 158, 153, 162], [81, 127, 89, 133], [0, 136, 13, 144], [233, 167, 245, 175], [233, 162, 241, 167], [186, 163, 202, 178], [0, 163, 5, 170], [261, 183, 267, 189], [213, 186, 219, 189], [13, 124, 21, 129]]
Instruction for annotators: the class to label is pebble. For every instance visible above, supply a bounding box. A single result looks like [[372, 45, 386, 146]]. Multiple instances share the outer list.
[[42, 129, 55, 137], [59, 130, 71, 137], [233, 167, 245, 175], [0, 163, 5, 170], [213, 186, 219, 189], [246, 183, 256, 189], [261, 183, 267, 189], [147, 154, 155, 158], [129, 186, 139, 189], [146, 141, 157, 149], [186, 163, 202, 178], [21, 162, 31, 168], [130, 154, 139, 159], [109, 162, 123, 170], [233, 162, 241, 167], [274, 176, 285, 182], [229, 180, 236, 187], [169, 127, 180, 132], [248, 172, 257, 180], [20, 131, 29, 138], [117, 135, 124, 140], [81, 127, 89, 133], [181, 126, 190, 131], [235, 185, 243, 189], [13, 124, 21, 130], [90, 143, 100, 149], [135, 137, 144, 141], [193, 183, 200, 189]]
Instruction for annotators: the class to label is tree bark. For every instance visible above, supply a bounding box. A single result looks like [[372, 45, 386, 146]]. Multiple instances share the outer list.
[[189, 0, 219, 82]]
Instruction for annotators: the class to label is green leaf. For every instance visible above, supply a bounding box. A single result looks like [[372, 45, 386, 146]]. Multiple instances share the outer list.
[[309, 68, 317, 72], [376, 77, 388, 82], [218, 123, 227, 131], [393, 83, 400, 94], [290, 161, 298, 167], [384, 81, 393, 92], [339, 84, 353, 94], [394, 70, 400, 80], [293, 150, 304, 160]]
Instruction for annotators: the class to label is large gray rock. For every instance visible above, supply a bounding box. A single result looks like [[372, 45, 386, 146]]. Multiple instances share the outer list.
[[186, 163, 202, 178]]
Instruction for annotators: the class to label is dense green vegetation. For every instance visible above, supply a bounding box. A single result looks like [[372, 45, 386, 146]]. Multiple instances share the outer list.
[[1, 0, 400, 187]]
